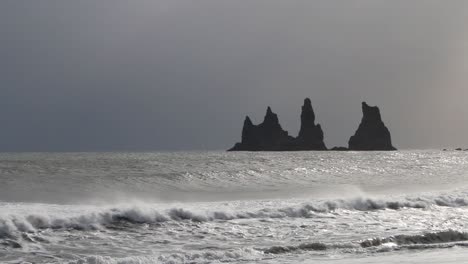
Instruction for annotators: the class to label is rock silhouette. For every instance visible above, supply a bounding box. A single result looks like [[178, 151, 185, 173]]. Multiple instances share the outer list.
[[294, 98, 327, 150], [228, 107, 294, 151], [229, 100, 397, 152], [348, 102, 396, 151], [229, 98, 326, 151]]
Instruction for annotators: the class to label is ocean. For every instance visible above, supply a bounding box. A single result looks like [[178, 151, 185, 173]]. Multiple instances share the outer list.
[[1, 150, 468, 263]]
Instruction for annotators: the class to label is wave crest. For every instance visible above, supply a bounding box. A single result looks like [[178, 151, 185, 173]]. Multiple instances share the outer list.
[[261, 230, 468, 256], [1, 193, 468, 241], [361, 230, 468, 248]]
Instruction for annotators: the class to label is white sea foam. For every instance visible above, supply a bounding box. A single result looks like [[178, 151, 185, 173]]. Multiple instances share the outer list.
[[360, 230, 468, 247], [1, 192, 468, 241], [70, 248, 264, 264], [64, 230, 468, 264], [2, 151, 468, 263]]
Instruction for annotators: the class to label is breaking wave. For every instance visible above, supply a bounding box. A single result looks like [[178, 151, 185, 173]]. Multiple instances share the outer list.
[[360, 230, 468, 248], [261, 230, 468, 255], [2, 193, 468, 242], [64, 230, 468, 264]]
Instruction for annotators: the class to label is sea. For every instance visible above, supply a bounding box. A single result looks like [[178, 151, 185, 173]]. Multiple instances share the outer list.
[[1, 150, 468, 264]]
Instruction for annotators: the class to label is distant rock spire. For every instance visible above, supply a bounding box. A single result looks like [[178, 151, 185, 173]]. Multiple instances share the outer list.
[[299, 98, 316, 136], [229, 106, 292, 151], [266, 106, 273, 115], [348, 102, 396, 150], [261, 106, 283, 131], [241, 116, 255, 146], [229, 98, 327, 151], [229, 99, 397, 152], [295, 98, 327, 150]]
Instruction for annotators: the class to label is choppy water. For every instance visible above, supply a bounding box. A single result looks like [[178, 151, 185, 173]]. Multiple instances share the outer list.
[[1, 151, 468, 263]]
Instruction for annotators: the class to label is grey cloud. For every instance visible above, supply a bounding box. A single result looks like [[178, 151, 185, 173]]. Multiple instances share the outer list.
[[1, 1, 467, 151]]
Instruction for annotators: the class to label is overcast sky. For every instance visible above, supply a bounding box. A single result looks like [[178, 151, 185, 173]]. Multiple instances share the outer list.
[[1, 1, 467, 151]]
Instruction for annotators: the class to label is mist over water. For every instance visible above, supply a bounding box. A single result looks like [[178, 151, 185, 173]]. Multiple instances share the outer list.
[[1, 151, 468, 263]]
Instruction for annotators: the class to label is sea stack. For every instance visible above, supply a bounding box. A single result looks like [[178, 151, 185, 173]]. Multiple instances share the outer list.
[[293, 98, 327, 150], [229, 107, 293, 151], [228, 98, 327, 151], [348, 102, 396, 151]]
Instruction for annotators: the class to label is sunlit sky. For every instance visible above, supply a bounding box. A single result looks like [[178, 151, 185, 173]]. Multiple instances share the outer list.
[[1, 1, 467, 151]]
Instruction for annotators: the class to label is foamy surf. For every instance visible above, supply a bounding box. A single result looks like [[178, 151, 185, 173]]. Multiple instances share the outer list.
[[2, 151, 468, 263], [2, 191, 468, 241], [57, 231, 468, 264]]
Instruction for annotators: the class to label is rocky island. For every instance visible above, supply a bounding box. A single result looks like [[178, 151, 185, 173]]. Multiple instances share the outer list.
[[229, 99, 396, 151], [228, 98, 326, 151], [348, 102, 396, 151]]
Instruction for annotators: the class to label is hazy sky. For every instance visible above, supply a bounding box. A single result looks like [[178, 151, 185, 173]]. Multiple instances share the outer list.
[[1, 1, 467, 151]]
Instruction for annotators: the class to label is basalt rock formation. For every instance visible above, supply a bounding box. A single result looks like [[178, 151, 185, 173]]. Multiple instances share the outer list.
[[348, 102, 396, 151], [229, 98, 327, 151], [229, 100, 397, 152], [293, 98, 327, 150], [228, 106, 294, 151]]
